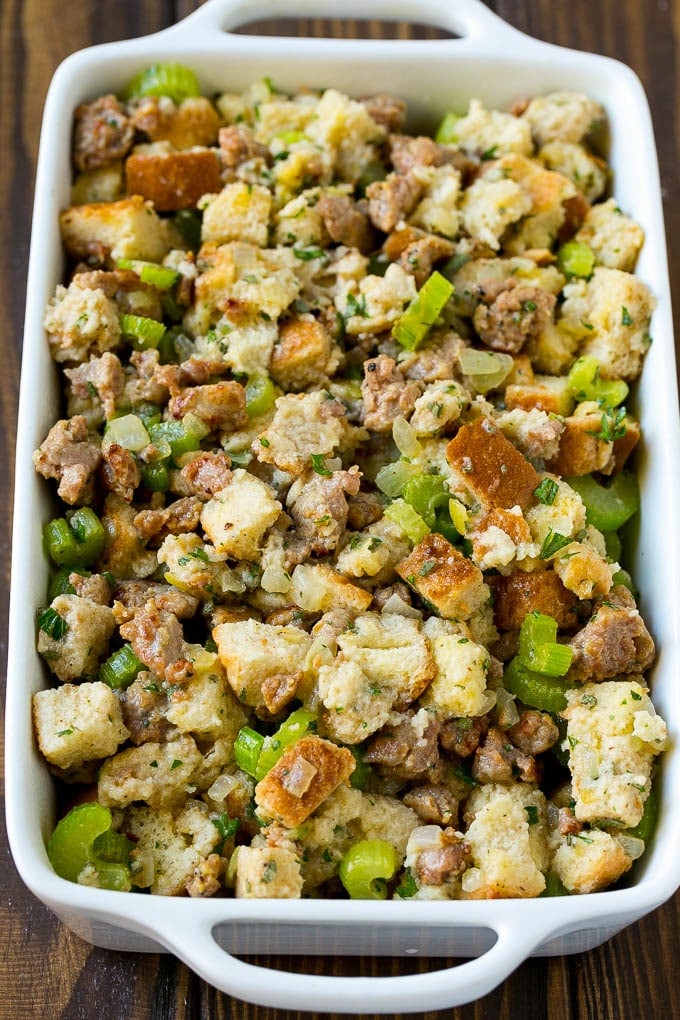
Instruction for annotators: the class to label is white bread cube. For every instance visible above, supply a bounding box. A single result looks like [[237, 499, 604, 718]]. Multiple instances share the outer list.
[[98, 735, 202, 810], [37, 595, 115, 683], [213, 617, 311, 710], [235, 845, 303, 898], [60, 195, 173, 264], [200, 469, 281, 560], [33, 681, 129, 770], [200, 182, 272, 247]]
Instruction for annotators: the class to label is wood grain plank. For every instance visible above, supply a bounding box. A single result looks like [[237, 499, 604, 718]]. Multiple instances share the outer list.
[[1, 3, 679, 1018]]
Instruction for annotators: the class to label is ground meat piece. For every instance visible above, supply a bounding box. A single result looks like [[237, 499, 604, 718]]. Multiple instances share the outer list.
[[33, 415, 102, 506], [263, 607, 315, 629], [168, 381, 247, 433], [133, 496, 203, 541], [112, 580, 199, 621], [119, 599, 191, 685], [371, 582, 413, 612], [69, 572, 112, 605], [439, 715, 489, 758], [186, 854, 223, 898], [73, 94, 134, 171], [125, 349, 172, 406], [65, 352, 126, 420], [261, 670, 303, 716], [310, 609, 355, 652], [399, 233, 456, 287], [415, 828, 472, 886], [155, 357, 231, 396], [473, 282, 556, 354], [363, 711, 440, 779], [287, 466, 361, 556], [388, 134, 477, 179], [100, 443, 141, 502], [403, 784, 459, 827], [366, 174, 423, 232], [568, 588, 655, 682], [360, 94, 407, 133], [180, 451, 233, 499], [558, 806, 583, 836], [471, 726, 539, 783], [496, 408, 565, 464], [73, 268, 163, 321], [317, 194, 377, 254], [507, 710, 559, 755], [121, 675, 170, 745], [361, 354, 423, 432], [218, 124, 270, 169], [346, 489, 384, 530], [401, 331, 467, 382]]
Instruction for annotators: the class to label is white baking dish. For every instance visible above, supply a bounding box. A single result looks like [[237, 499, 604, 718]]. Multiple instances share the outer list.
[[7, 0, 680, 1011]]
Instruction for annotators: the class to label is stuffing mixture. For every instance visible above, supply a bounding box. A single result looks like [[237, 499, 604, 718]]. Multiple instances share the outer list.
[[32, 66, 667, 900]]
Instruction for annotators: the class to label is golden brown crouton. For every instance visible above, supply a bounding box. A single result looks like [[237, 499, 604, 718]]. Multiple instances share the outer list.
[[269, 316, 340, 391], [546, 411, 612, 477], [255, 736, 355, 827], [488, 569, 579, 631], [131, 97, 220, 150], [59, 195, 172, 264], [396, 533, 490, 621], [446, 418, 541, 512], [504, 376, 575, 416], [125, 148, 223, 211]]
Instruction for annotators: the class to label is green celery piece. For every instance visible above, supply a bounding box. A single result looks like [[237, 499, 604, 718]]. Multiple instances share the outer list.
[[566, 472, 639, 531], [47, 803, 113, 883]]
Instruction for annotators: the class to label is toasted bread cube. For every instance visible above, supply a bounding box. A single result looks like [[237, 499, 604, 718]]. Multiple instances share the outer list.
[[60, 195, 172, 263], [71, 163, 124, 205], [560, 267, 655, 381], [396, 533, 490, 621], [335, 517, 411, 581], [539, 141, 608, 203], [521, 90, 605, 147], [269, 316, 340, 391], [461, 783, 548, 899], [133, 96, 220, 150], [213, 617, 311, 710], [125, 147, 223, 211], [290, 563, 373, 614], [419, 633, 492, 718], [562, 681, 667, 828], [255, 391, 347, 475], [124, 803, 222, 896], [200, 468, 281, 560], [98, 735, 202, 810], [524, 476, 586, 545], [455, 98, 533, 157], [200, 182, 272, 247], [33, 681, 129, 771], [552, 541, 613, 599], [574, 198, 644, 273], [37, 594, 116, 683], [318, 658, 396, 743], [488, 570, 579, 631], [552, 828, 633, 894], [165, 655, 249, 743], [460, 177, 532, 251], [335, 612, 435, 709], [255, 735, 355, 827], [235, 845, 303, 898], [546, 411, 612, 477], [446, 418, 541, 512], [504, 375, 575, 416]]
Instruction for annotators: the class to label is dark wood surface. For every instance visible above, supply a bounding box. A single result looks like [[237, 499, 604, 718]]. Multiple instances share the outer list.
[[1, 2, 679, 1017]]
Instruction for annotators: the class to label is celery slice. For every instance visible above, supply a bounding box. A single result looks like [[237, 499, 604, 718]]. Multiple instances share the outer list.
[[392, 271, 453, 351], [384, 499, 430, 543], [122, 63, 201, 103]]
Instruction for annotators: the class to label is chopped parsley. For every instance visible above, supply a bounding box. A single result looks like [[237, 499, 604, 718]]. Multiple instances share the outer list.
[[395, 869, 419, 898], [621, 306, 634, 326], [344, 292, 368, 319], [310, 453, 332, 476], [262, 860, 278, 883], [590, 406, 627, 442], [293, 246, 328, 261], [525, 805, 539, 825], [533, 477, 559, 505], [419, 559, 437, 576], [539, 529, 571, 559], [38, 607, 69, 640], [212, 812, 240, 852]]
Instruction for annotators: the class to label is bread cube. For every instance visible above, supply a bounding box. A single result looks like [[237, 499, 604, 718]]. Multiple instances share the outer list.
[[290, 563, 372, 615], [504, 374, 575, 416], [165, 654, 249, 743], [269, 315, 340, 391], [419, 633, 492, 718], [446, 418, 541, 512], [235, 845, 303, 898], [200, 182, 272, 247], [60, 195, 173, 263], [98, 735, 202, 810], [397, 533, 490, 621], [460, 177, 532, 251], [33, 681, 129, 770], [521, 90, 605, 146], [551, 828, 633, 894], [37, 595, 115, 683], [212, 617, 311, 710], [539, 140, 607, 202], [255, 391, 347, 475], [489, 569, 578, 631], [455, 98, 533, 157], [125, 147, 222, 211], [200, 469, 281, 560], [255, 735, 355, 827]]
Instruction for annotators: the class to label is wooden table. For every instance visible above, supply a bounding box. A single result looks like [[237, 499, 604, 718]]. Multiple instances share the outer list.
[[1, 2, 679, 1017]]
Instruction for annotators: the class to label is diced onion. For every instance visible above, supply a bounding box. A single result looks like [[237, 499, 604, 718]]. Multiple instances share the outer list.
[[291, 564, 327, 611], [261, 563, 292, 594], [617, 834, 646, 861], [392, 417, 421, 459], [375, 459, 420, 498], [105, 413, 150, 452], [458, 348, 514, 393], [461, 867, 483, 893], [380, 594, 423, 619], [495, 687, 520, 729], [281, 759, 318, 798], [207, 773, 241, 802]]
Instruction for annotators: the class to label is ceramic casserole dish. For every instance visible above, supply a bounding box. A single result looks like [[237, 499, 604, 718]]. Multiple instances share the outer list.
[[7, 0, 680, 1011]]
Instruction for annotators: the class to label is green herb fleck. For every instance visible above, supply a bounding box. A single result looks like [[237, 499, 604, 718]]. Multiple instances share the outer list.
[[311, 453, 332, 476]]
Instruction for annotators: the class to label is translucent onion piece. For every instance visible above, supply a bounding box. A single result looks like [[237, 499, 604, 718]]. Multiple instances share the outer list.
[[380, 594, 423, 619], [495, 687, 520, 729], [617, 834, 646, 860], [375, 459, 420, 498], [458, 348, 514, 393], [392, 416, 421, 458]]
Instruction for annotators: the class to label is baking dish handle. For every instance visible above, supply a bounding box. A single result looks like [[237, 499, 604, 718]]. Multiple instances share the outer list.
[[155, 913, 556, 1012], [161, 0, 528, 48]]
